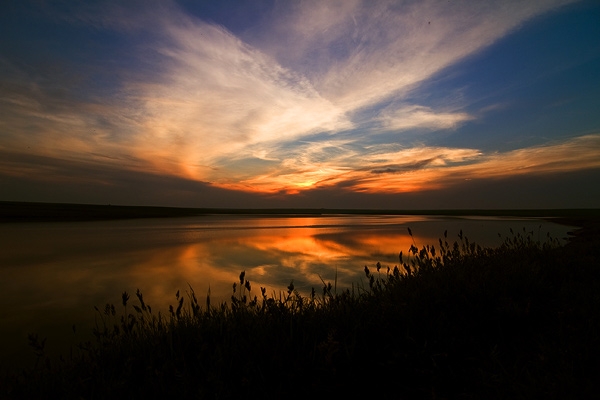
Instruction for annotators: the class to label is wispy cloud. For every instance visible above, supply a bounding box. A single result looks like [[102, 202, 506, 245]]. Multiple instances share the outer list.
[[130, 16, 352, 179], [259, 0, 575, 111], [376, 105, 473, 131], [124, 0, 575, 185], [213, 133, 600, 194], [342, 133, 600, 194], [0, 0, 589, 203]]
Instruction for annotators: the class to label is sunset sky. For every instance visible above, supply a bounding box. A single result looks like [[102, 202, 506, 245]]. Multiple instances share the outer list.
[[1, 0, 599, 209]]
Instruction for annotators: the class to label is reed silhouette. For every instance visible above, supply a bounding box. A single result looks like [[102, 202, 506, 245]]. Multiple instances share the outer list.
[[3, 227, 599, 399]]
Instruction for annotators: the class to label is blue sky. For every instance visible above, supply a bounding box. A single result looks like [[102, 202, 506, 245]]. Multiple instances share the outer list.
[[1, 0, 599, 208]]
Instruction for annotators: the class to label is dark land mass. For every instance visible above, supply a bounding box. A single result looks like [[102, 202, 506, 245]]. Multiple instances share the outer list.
[[551, 215, 600, 246], [0, 201, 205, 222], [1, 200, 599, 222]]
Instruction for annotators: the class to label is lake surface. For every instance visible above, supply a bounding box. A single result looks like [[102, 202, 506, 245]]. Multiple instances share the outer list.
[[0, 215, 574, 369]]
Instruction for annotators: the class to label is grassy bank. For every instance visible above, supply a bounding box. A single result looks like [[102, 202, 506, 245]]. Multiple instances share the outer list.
[[2, 227, 600, 399]]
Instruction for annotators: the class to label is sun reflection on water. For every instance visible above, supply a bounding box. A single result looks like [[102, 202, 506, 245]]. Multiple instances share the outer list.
[[0, 215, 573, 369]]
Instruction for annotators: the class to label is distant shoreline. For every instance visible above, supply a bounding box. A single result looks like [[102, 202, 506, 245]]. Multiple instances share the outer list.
[[1, 200, 599, 223]]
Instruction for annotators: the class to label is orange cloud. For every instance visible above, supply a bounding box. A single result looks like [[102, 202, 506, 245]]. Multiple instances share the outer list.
[[0, 0, 586, 200], [211, 134, 600, 195]]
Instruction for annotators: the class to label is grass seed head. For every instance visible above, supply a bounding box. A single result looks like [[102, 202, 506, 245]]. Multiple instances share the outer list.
[[122, 292, 129, 307]]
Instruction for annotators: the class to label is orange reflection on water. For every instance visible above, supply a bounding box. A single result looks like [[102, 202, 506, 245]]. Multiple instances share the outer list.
[[99, 223, 420, 311], [142, 226, 422, 303], [0, 216, 574, 369]]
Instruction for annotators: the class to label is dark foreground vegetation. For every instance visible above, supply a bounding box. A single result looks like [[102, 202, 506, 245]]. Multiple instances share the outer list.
[[2, 223, 600, 399]]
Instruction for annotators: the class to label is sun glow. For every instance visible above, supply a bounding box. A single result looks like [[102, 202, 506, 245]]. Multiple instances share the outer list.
[[203, 134, 600, 196], [296, 181, 316, 188], [1, 0, 596, 207]]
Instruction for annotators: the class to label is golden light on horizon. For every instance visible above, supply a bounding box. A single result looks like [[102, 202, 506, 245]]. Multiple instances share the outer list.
[[195, 134, 600, 197], [1, 0, 598, 208]]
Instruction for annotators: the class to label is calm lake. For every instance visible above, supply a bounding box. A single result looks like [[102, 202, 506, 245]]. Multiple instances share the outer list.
[[0, 214, 574, 369]]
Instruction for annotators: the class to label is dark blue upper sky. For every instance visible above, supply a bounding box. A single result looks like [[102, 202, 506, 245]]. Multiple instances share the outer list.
[[1, 0, 599, 208]]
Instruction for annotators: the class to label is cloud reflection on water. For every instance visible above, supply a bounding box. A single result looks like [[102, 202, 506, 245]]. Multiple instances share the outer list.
[[0, 215, 573, 368]]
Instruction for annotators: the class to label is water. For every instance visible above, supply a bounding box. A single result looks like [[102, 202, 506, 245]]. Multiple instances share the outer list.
[[0, 215, 573, 370]]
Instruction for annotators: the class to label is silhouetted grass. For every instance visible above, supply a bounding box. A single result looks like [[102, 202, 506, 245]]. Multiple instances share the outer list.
[[2, 227, 599, 399]]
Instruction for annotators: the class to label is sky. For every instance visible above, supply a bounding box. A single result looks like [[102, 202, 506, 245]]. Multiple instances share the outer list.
[[1, 0, 599, 209]]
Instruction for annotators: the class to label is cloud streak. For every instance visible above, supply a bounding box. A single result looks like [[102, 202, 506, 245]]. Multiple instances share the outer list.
[[376, 105, 473, 131], [344, 134, 600, 194], [211, 133, 600, 194], [1, 0, 595, 208], [129, 15, 352, 180], [258, 0, 576, 110], [123, 0, 577, 187]]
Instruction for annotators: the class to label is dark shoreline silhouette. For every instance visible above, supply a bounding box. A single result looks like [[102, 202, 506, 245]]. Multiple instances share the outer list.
[[2, 200, 598, 223]]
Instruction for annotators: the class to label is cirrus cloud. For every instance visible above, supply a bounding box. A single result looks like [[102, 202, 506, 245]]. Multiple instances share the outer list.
[[1, 0, 595, 208]]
